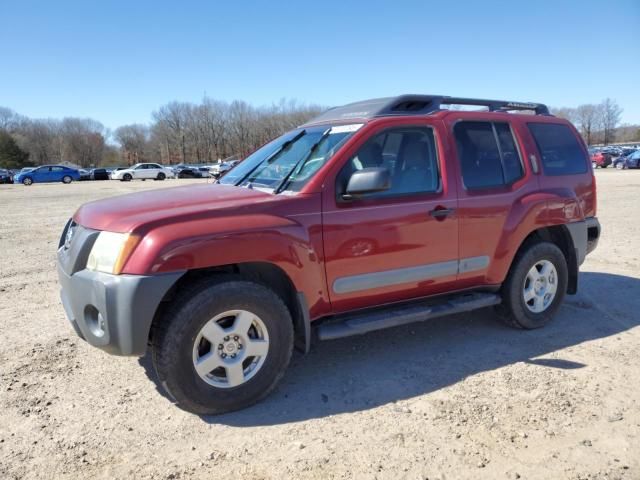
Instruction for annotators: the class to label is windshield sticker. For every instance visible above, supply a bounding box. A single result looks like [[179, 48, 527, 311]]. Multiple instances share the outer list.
[[330, 124, 364, 134]]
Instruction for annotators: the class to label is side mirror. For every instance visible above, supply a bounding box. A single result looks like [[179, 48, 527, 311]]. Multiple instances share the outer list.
[[343, 167, 391, 200]]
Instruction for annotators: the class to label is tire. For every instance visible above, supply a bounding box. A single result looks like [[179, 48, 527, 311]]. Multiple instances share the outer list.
[[123, 173, 132, 181], [151, 279, 294, 415], [22, 177, 33, 186], [157, 172, 166, 181], [62, 175, 72, 184], [496, 241, 568, 329]]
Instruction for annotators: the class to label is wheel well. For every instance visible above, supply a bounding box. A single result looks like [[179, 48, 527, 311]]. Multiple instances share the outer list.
[[151, 262, 308, 351], [514, 225, 578, 294]]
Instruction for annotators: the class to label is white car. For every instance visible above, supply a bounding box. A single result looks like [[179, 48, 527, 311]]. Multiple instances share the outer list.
[[211, 160, 239, 178], [110, 163, 175, 181]]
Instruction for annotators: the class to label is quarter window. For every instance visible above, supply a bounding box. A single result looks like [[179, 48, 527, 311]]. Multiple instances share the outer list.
[[527, 123, 588, 175], [454, 121, 524, 189]]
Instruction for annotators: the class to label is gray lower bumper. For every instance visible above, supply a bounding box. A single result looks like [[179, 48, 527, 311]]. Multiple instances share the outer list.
[[57, 263, 183, 356]]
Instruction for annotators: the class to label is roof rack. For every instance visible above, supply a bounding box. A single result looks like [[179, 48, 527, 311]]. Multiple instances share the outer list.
[[301, 94, 551, 126]]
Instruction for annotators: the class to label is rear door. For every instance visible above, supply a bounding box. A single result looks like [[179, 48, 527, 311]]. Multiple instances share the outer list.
[[322, 120, 459, 313], [448, 117, 538, 287], [147, 163, 162, 178], [50, 166, 65, 181], [133, 164, 147, 179]]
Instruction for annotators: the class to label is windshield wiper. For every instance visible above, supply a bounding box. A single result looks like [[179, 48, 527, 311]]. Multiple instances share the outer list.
[[234, 129, 306, 187], [274, 127, 332, 194]]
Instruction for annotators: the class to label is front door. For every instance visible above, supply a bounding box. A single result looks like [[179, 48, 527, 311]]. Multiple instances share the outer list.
[[322, 122, 460, 313]]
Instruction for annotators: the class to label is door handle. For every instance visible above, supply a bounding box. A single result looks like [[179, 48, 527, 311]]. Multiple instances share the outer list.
[[429, 207, 455, 218]]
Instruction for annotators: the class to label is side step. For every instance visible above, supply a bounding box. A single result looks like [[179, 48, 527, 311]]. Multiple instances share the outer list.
[[316, 292, 501, 341]]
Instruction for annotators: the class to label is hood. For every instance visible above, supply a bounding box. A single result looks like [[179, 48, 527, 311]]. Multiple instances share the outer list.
[[74, 184, 275, 232]]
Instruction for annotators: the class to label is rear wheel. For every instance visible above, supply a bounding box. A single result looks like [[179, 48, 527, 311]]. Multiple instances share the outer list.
[[123, 173, 132, 181], [22, 177, 33, 186], [62, 175, 72, 184], [152, 279, 294, 415], [496, 241, 568, 329]]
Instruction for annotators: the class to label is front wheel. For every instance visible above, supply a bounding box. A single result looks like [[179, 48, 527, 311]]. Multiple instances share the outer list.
[[123, 173, 132, 181], [22, 177, 33, 186], [496, 241, 568, 329], [151, 279, 294, 415], [157, 172, 166, 181], [62, 175, 72, 184]]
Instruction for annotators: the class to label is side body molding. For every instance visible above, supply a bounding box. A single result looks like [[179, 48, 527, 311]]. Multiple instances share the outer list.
[[333, 256, 489, 294]]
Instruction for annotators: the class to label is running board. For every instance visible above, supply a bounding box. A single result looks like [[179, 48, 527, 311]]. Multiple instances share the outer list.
[[316, 292, 501, 341]]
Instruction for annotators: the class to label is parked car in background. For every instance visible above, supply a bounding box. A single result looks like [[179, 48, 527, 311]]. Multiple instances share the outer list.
[[79, 169, 91, 181], [110, 163, 175, 181], [589, 149, 612, 168], [601, 146, 621, 157], [211, 160, 239, 178], [175, 165, 204, 178], [0, 169, 13, 184], [14, 165, 80, 185], [614, 150, 640, 169], [90, 168, 110, 180]]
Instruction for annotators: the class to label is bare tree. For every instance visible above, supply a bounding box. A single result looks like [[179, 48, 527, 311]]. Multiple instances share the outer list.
[[575, 104, 600, 145], [114, 124, 150, 164], [599, 98, 623, 145], [551, 107, 578, 123]]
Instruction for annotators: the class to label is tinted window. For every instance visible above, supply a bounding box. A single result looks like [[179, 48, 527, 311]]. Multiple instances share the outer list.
[[494, 123, 523, 183], [454, 122, 523, 189], [338, 127, 439, 198], [528, 123, 587, 175]]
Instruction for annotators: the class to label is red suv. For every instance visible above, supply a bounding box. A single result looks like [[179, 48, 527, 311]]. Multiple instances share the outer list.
[[589, 149, 612, 168], [57, 95, 600, 414]]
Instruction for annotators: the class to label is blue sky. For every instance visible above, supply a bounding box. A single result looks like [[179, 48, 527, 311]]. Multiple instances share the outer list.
[[1, 0, 639, 130]]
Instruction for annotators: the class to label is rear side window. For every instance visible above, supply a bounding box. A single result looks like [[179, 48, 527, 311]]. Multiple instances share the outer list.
[[454, 121, 524, 189], [527, 123, 588, 175]]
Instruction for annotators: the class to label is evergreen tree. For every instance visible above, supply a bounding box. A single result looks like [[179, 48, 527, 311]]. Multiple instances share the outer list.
[[0, 130, 30, 169]]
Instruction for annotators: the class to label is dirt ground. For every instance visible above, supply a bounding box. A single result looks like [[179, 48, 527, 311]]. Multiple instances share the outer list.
[[0, 172, 638, 480]]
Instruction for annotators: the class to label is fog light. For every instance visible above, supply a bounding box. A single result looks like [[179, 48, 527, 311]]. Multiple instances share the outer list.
[[84, 305, 105, 337]]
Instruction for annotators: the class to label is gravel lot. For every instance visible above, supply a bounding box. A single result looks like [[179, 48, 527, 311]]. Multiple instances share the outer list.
[[0, 172, 639, 480]]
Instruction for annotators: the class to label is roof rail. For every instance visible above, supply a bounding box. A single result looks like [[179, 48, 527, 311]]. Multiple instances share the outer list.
[[301, 94, 551, 126]]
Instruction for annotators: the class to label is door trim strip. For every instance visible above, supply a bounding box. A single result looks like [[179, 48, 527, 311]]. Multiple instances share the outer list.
[[332, 255, 489, 294]]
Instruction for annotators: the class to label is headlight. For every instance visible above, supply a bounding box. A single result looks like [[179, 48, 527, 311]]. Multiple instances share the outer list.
[[86, 232, 141, 274]]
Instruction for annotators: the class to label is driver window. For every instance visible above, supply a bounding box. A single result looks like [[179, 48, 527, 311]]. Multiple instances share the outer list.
[[337, 127, 440, 198]]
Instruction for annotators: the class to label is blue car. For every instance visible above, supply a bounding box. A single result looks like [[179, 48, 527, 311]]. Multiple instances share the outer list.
[[14, 165, 81, 185], [613, 150, 640, 170]]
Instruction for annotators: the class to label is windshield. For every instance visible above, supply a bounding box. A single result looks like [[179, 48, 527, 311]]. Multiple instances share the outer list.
[[219, 124, 363, 192]]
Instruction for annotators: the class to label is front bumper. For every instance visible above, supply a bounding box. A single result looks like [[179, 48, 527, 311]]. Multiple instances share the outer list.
[[56, 225, 184, 356]]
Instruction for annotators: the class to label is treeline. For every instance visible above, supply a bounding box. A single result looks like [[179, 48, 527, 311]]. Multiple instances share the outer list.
[[1, 96, 639, 170], [552, 98, 638, 145], [0, 98, 323, 169], [0, 109, 109, 169], [115, 98, 323, 165]]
